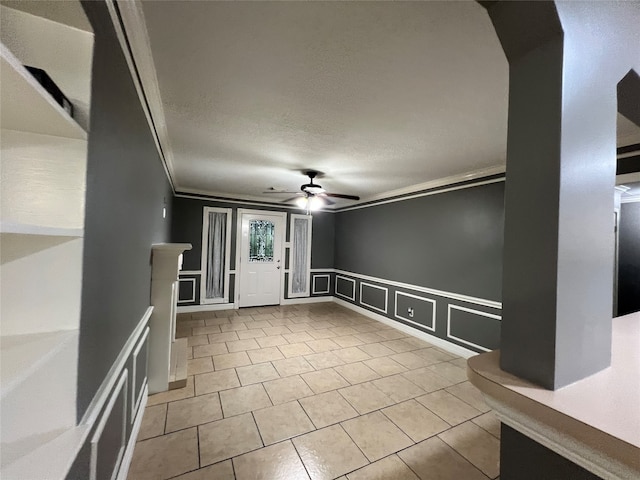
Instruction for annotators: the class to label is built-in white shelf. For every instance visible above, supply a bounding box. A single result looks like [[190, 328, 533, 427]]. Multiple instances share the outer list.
[[0, 221, 83, 237], [0, 3, 93, 478], [1, 423, 89, 480], [0, 330, 78, 398], [0, 42, 86, 140], [1, 330, 79, 470]]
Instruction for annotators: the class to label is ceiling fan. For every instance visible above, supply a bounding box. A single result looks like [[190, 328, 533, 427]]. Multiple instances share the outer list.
[[264, 170, 360, 211]]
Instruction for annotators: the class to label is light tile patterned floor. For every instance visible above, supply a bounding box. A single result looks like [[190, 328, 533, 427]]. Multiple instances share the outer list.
[[128, 303, 500, 480]]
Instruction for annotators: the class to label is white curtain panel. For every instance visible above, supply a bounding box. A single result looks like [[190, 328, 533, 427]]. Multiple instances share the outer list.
[[291, 217, 309, 294], [206, 211, 226, 299]]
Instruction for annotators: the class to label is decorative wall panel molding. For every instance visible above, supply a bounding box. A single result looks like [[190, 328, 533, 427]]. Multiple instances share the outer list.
[[394, 291, 437, 332], [447, 304, 501, 352], [359, 282, 388, 314], [90, 370, 127, 480], [177, 277, 196, 304], [311, 274, 331, 295], [335, 275, 356, 301]]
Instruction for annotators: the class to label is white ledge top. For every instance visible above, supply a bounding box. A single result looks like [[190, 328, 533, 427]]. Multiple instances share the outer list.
[[151, 243, 192, 252], [468, 312, 640, 477]]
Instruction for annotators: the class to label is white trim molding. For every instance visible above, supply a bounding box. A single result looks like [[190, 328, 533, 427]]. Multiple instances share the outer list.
[[200, 206, 232, 305], [131, 327, 150, 422], [359, 281, 388, 314], [176, 189, 331, 212], [90, 370, 128, 480], [177, 277, 196, 304], [312, 274, 331, 295], [281, 296, 334, 305], [179, 270, 201, 276], [288, 214, 313, 298], [446, 304, 501, 352], [394, 291, 437, 332], [333, 269, 501, 309], [80, 307, 152, 428], [177, 303, 235, 313], [335, 275, 356, 301], [334, 298, 476, 358], [176, 169, 505, 213], [115, 0, 177, 187], [338, 175, 505, 212], [616, 172, 640, 185], [116, 385, 147, 480], [105, 1, 175, 192]]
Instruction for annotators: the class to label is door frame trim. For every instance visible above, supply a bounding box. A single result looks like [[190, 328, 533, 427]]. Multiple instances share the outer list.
[[234, 209, 287, 309], [287, 214, 313, 298], [200, 206, 233, 305]]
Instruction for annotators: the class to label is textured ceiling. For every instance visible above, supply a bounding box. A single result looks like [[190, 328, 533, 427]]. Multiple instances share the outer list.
[[141, 1, 509, 206], [140, 1, 637, 207]]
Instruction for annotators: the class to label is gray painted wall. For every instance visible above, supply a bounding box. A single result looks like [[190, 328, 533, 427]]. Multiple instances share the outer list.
[[76, 1, 173, 419], [487, 0, 639, 390], [333, 180, 505, 352], [76, 0, 172, 442], [171, 196, 335, 304], [334, 181, 505, 300], [500, 424, 601, 480], [618, 202, 640, 316]]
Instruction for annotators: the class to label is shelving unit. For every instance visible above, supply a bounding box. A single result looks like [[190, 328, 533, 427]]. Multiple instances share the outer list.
[[0, 44, 87, 140], [0, 3, 93, 477]]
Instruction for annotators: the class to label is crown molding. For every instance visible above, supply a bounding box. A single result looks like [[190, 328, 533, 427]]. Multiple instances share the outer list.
[[107, 0, 177, 192], [176, 165, 507, 213], [177, 187, 299, 205], [175, 189, 331, 212], [616, 172, 640, 185], [357, 164, 506, 204]]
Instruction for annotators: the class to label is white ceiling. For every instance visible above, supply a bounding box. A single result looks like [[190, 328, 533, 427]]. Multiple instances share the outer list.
[[139, 1, 638, 208], [140, 1, 508, 206]]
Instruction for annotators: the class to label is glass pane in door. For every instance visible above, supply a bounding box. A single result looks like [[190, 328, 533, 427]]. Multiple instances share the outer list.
[[249, 220, 275, 262]]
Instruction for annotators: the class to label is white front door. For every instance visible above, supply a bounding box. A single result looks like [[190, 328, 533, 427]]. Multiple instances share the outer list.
[[238, 212, 284, 307]]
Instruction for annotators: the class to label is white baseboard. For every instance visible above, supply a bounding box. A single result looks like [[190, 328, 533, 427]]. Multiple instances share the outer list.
[[177, 303, 234, 313], [115, 384, 147, 480], [179, 297, 334, 312], [281, 296, 334, 305], [333, 298, 477, 358]]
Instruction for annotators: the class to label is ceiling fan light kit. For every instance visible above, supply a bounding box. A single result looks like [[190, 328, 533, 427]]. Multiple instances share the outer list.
[[295, 195, 324, 214], [264, 170, 360, 212]]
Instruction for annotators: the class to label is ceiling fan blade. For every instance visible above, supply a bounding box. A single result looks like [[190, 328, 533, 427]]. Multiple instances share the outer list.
[[318, 196, 336, 206], [282, 196, 303, 203], [262, 190, 300, 194], [322, 192, 360, 201]]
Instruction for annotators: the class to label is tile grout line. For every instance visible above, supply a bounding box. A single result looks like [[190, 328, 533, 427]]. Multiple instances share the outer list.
[[337, 422, 375, 471], [289, 438, 314, 480], [166, 305, 491, 477], [249, 411, 267, 449]]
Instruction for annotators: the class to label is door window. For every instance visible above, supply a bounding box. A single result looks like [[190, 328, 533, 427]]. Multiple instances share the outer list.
[[249, 220, 275, 262]]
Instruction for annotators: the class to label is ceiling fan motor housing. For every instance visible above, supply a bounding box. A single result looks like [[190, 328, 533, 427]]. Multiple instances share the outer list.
[[302, 184, 324, 194], [301, 171, 324, 194]]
